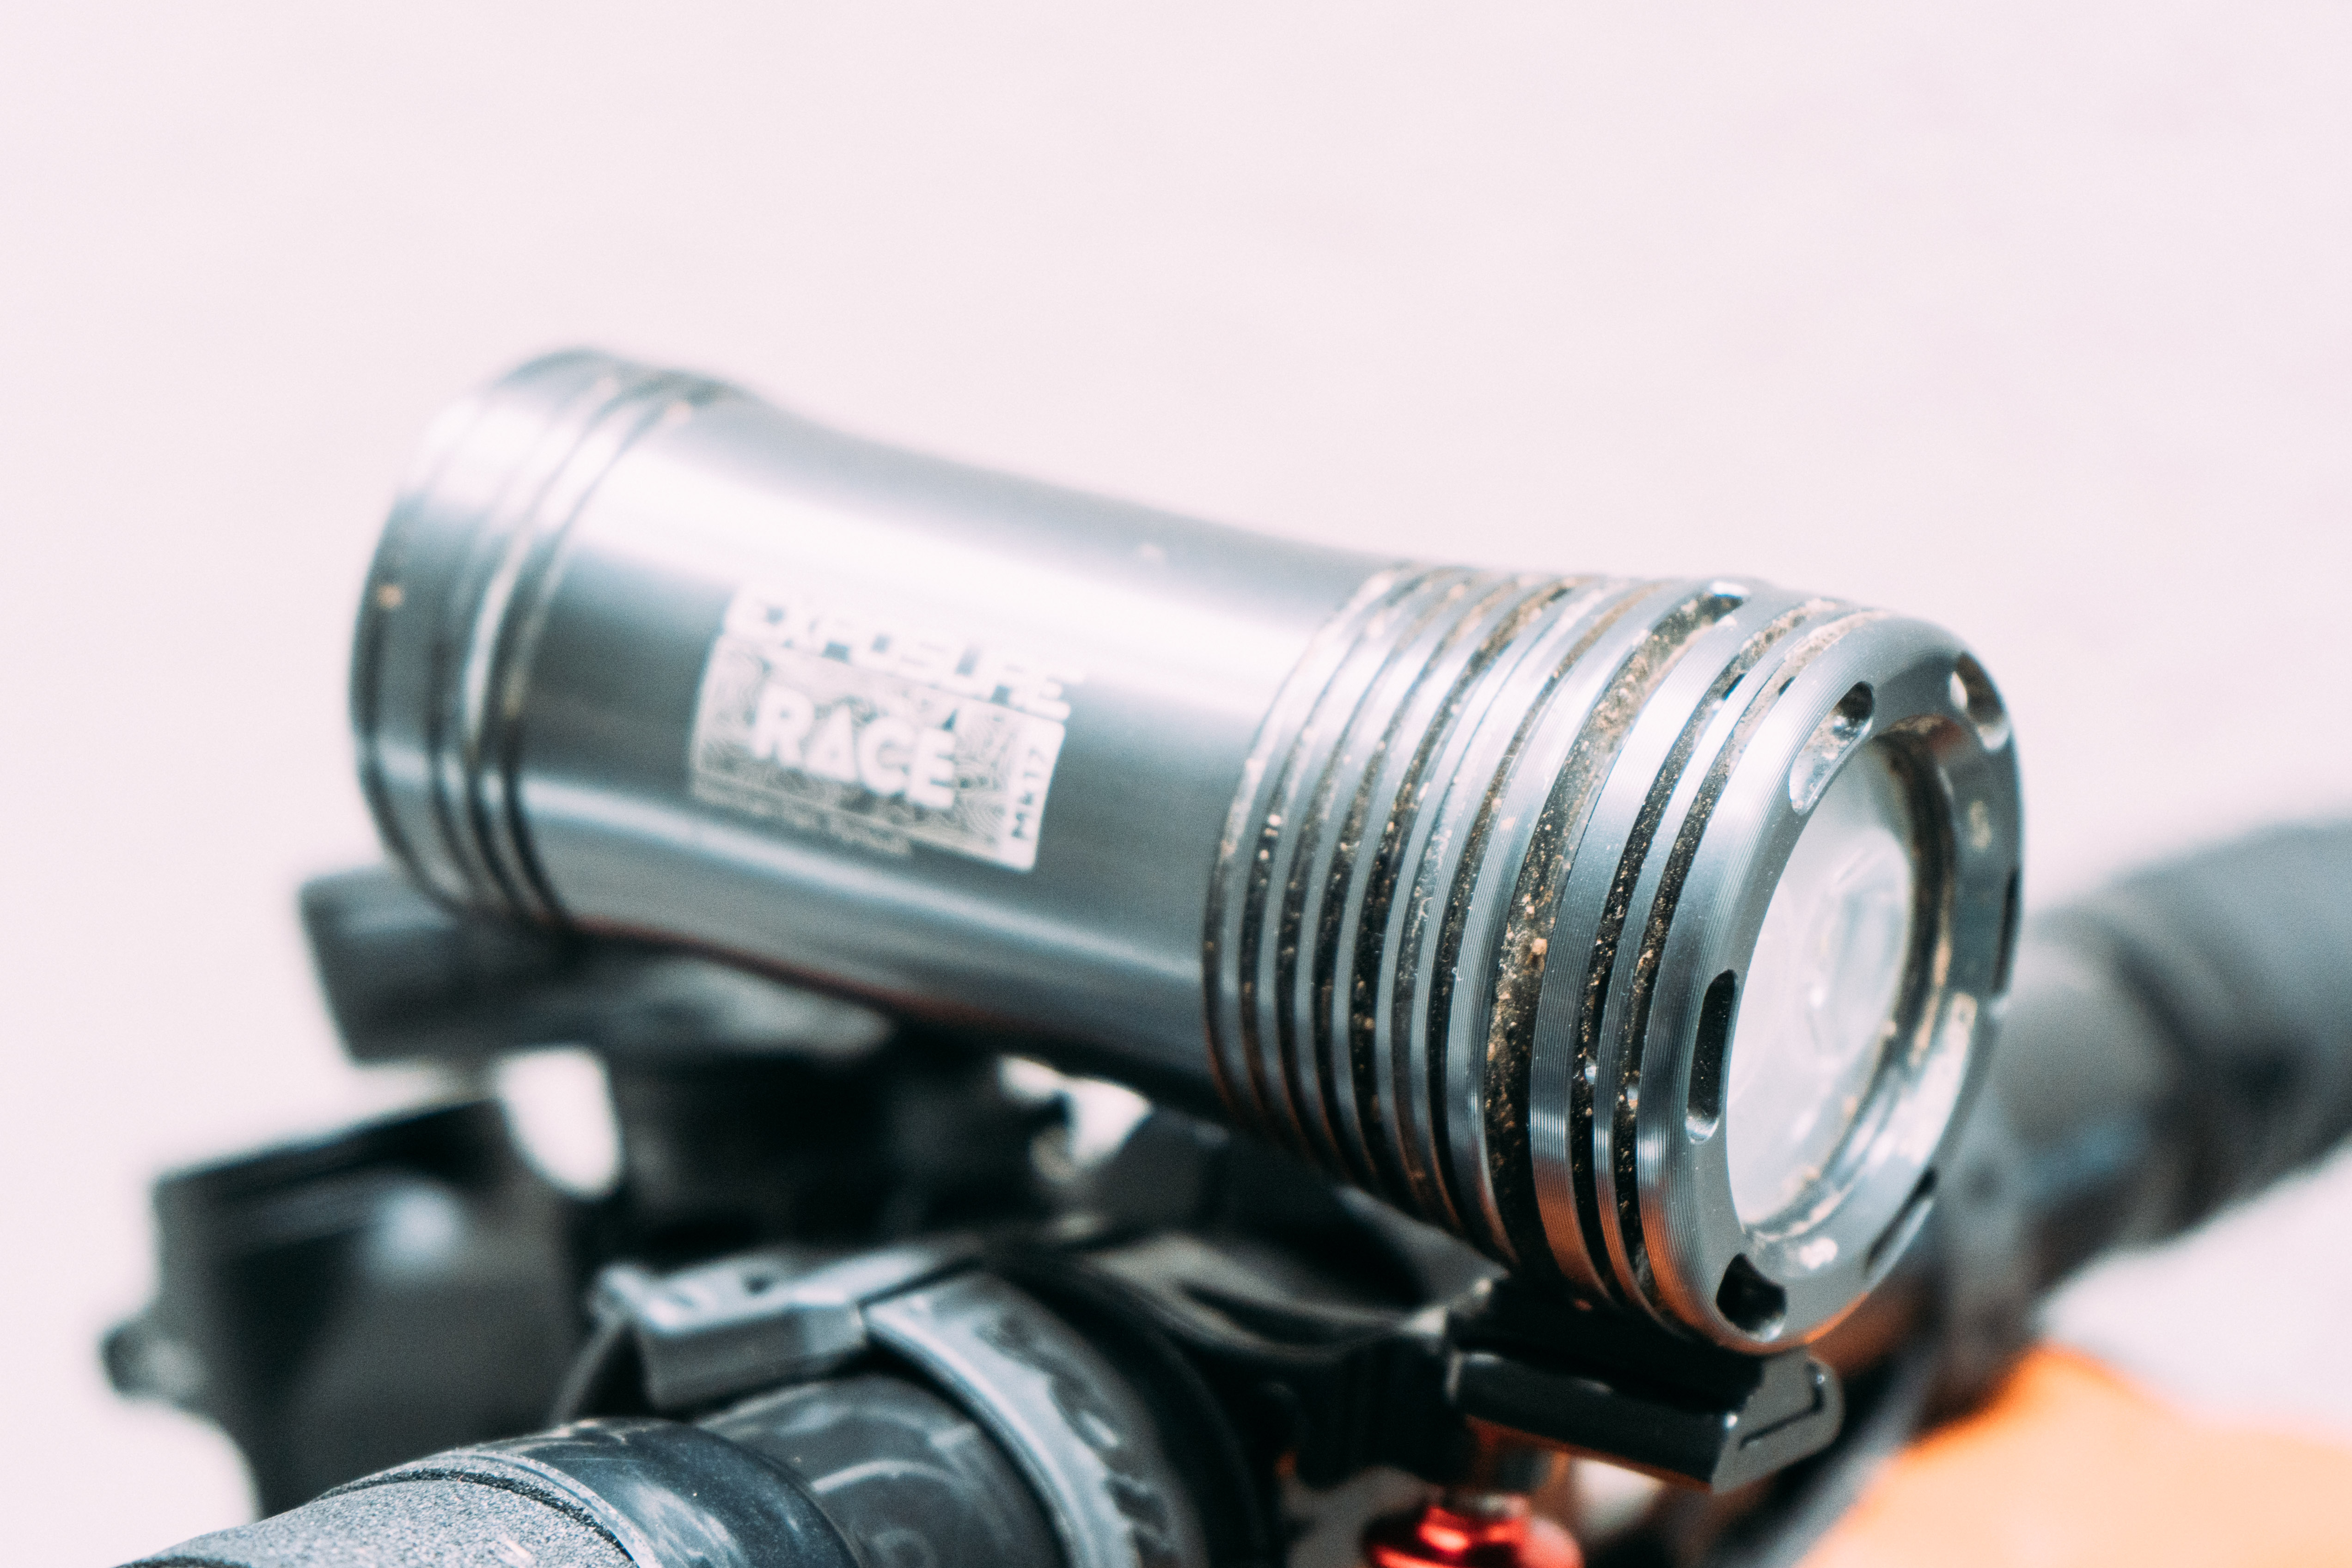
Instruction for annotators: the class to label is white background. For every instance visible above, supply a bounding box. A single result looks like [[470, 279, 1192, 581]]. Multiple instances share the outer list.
[[4, 6, 2350, 1562]]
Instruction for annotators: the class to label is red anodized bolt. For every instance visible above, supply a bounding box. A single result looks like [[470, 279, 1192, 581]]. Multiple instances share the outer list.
[[1362, 1494, 1581, 1568]]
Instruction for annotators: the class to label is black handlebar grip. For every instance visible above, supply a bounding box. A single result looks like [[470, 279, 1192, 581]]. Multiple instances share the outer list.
[[124, 1420, 860, 1568], [1997, 820, 2352, 1285]]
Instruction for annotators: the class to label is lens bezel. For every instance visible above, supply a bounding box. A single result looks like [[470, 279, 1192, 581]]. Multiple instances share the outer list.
[[1527, 606, 2018, 1351], [1648, 620, 2013, 1348]]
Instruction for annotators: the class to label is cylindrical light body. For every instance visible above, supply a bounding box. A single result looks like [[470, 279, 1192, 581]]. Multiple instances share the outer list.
[[356, 351, 2022, 1348]]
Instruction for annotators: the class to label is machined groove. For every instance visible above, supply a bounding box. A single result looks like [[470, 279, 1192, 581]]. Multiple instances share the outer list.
[[480, 383, 719, 924], [1432, 580, 1662, 1268], [1311, 572, 1509, 1194], [1302, 574, 1499, 1196], [1218, 567, 1478, 1167], [361, 360, 721, 924], [1503, 586, 1748, 1299], [1348, 574, 1565, 1226], [1601, 610, 1882, 1321], [1385, 578, 1608, 1240], [1577, 602, 1846, 1311], [1202, 565, 1411, 1132], [393, 372, 621, 913]]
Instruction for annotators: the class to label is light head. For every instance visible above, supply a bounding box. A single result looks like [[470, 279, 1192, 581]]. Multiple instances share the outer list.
[[1206, 566, 2021, 1349]]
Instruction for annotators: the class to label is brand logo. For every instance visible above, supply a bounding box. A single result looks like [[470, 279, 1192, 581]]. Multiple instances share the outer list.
[[688, 583, 1081, 872]]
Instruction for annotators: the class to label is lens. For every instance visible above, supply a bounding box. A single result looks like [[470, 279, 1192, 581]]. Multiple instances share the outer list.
[[1728, 744, 1914, 1226], [354, 351, 2022, 1347]]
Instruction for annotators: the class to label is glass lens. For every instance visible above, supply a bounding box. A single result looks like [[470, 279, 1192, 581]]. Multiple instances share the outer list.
[[1727, 744, 1915, 1226]]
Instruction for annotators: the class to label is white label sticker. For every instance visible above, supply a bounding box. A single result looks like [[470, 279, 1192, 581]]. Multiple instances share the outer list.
[[688, 583, 1079, 871]]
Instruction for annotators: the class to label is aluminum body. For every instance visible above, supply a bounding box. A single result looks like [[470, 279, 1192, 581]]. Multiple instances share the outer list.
[[356, 351, 2023, 1348]]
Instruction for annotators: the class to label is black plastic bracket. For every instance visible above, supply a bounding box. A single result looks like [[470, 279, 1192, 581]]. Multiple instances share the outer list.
[[596, 1239, 981, 1412], [1445, 1279, 1841, 1492], [1057, 1232, 1842, 1493]]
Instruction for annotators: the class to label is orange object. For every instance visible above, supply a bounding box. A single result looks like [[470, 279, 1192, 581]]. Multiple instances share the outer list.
[[1803, 1346, 2352, 1568], [1363, 1494, 1582, 1568]]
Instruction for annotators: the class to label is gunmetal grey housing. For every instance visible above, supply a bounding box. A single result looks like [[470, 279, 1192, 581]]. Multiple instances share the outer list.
[[354, 351, 2022, 1350]]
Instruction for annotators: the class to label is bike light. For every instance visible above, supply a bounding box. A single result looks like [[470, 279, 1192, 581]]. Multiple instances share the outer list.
[[353, 351, 2022, 1348]]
